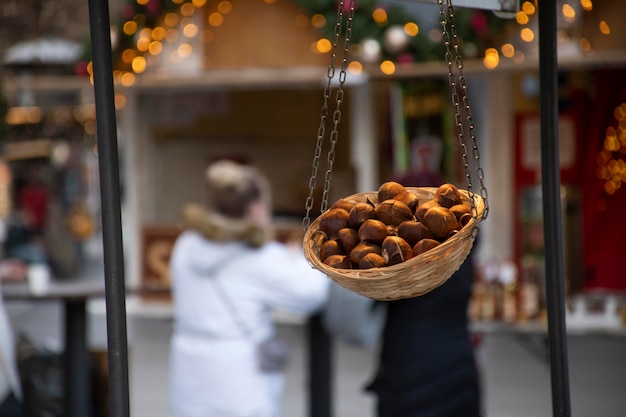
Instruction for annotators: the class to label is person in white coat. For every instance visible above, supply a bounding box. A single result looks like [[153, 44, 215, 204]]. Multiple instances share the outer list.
[[0, 282, 23, 416], [168, 159, 330, 417]]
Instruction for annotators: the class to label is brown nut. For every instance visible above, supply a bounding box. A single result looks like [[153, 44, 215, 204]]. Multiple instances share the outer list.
[[375, 199, 413, 226], [348, 201, 377, 229], [349, 242, 381, 265], [434, 183, 462, 208], [415, 199, 439, 223], [323, 254, 352, 269], [357, 219, 389, 244], [449, 202, 471, 221], [393, 189, 419, 213], [330, 198, 357, 212], [358, 252, 386, 269], [422, 206, 460, 240], [397, 220, 434, 247], [377, 181, 405, 202], [319, 239, 345, 262], [318, 208, 350, 240], [381, 236, 413, 266], [337, 227, 359, 254], [412, 238, 440, 256]]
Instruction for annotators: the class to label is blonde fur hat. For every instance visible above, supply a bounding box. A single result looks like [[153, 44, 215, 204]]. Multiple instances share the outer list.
[[180, 160, 274, 247]]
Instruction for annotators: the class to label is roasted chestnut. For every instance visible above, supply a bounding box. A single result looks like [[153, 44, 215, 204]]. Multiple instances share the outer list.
[[434, 183, 462, 208], [413, 238, 440, 256], [377, 181, 405, 202], [348, 201, 377, 229], [323, 254, 352, 269], [422, 206, 459, 240], [318, 208, 350, 240], [358, 252, 386, 269], [349, 242, 381, 265], [375, 199, 413, 226], [357, 219, 389, 243], [393, 189, 419, 213], [337, 227, 359, 254], [397, 220, 434, 247], [381, 236, 413, 266], [319, 239, 345, 262], [415, 199, 439, 223]]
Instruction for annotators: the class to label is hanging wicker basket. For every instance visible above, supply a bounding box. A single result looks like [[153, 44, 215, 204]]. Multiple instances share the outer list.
[[303, 187, 486, 301]]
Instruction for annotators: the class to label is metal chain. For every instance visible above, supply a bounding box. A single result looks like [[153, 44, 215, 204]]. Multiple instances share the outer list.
[[302, 0, 356, 231], [438, 0, 489, 223]]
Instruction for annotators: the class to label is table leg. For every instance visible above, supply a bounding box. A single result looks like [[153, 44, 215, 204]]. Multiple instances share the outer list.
[[64, 299, 92, 417], [307, 313, 333, 417]]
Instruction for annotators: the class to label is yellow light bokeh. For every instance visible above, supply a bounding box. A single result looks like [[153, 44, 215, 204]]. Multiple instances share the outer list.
[[501, 43, 515, 58], [372, 8, 388, 25], [181, 3, 195, 16], [348, 61, 363, 75], [599, 21, 610, 35], [178, 43, 193, 58], [522, 1, 536, 15], [148, 41, 163, 55], [404, 22, 419, 37], [137, 0, 149, 5], [123, 21, 138, 35], [164, 13, 179, 27], [131, 56, 147, 73], [562, 4, 576, 22], [137, 37, 150, 52], [521, 28, 535, 42], [580, 0, 593, 11], [183, 23, 199, 38], [380, 60, 395, 75], [483, 48, 500, 69], [192, 0, 207, 7], [121, 72, 136, 87], [217, 1, 232, 14], [311, 14, 326, 29], [122, 49, 136, 63], [208, 12, 224, 27], [151, 27, 164, 41], [316, 38, 332, 54], [516, 12, 529, 25]]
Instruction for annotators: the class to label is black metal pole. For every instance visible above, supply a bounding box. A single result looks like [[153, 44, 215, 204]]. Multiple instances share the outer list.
[[538, 1, 572, 416], [307, 313, 333, 417], [87, 0, 131, 416]]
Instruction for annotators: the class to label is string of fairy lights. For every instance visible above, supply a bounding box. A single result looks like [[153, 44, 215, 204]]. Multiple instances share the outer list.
[[86, 0, 614, 88]]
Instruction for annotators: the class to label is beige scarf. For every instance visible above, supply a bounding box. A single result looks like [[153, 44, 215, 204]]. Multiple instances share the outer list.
[[180, 203, 274, 248]]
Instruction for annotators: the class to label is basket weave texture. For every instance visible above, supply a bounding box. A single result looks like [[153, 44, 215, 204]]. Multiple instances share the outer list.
[[303, 187, 486, 301]]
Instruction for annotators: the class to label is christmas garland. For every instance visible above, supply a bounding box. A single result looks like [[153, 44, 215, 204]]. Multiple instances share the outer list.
[[80, 0, 513, 76], [293, 0, 511, 65]]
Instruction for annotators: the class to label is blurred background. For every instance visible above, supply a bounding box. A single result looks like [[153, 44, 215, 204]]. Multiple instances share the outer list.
[[1, 0, 625, 416]]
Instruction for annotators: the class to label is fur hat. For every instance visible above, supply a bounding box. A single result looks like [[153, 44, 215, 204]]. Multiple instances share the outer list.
[[180, 160, 274, 247]]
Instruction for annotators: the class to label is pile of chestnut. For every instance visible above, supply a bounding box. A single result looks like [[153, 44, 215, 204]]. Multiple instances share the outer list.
[[315, 181, 473, 270]]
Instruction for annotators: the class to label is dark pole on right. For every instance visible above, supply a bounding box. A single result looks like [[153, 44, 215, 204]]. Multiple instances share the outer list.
[[537, 1, 572, 416]]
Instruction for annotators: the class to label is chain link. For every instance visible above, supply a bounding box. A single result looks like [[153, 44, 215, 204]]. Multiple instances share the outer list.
[[302, 0, 356, 231], [438, 0, 489, 224]]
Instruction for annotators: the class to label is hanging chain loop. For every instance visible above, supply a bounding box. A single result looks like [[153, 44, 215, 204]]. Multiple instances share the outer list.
[[302, 0, 356, 232], [438, 0, 489, 225]]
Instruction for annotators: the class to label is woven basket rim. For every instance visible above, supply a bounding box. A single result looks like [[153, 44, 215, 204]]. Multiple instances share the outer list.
[[303, 187, 485, 283]]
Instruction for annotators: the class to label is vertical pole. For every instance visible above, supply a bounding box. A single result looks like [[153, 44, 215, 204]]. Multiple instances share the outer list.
[[87, 0, 131, 416], [64, 300, 90, 417], [537, 1, 572, 416], [308, 313, 333, 417]]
